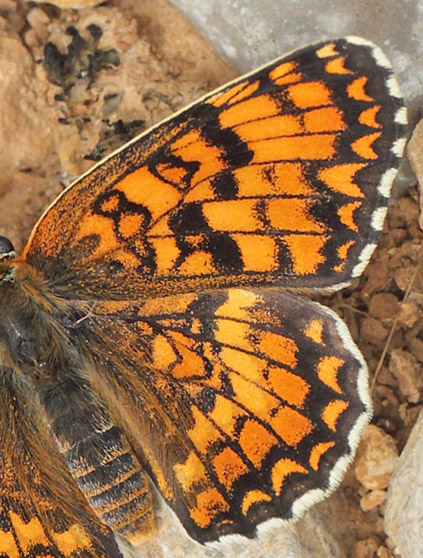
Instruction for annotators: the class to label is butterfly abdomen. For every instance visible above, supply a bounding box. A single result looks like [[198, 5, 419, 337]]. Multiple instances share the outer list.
[[38, 366, 156, 546], [61, 420, 155, 544]]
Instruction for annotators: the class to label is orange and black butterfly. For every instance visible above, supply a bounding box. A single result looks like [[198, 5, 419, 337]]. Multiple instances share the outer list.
[[0, 36, 406, 557]]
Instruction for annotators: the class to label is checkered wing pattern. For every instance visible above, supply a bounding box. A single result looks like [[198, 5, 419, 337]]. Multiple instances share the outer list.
[[86, 288, 369, 541]]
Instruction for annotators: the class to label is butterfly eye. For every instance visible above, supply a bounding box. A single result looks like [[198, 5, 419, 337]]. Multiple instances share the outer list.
[[0, 236, 16, 261]]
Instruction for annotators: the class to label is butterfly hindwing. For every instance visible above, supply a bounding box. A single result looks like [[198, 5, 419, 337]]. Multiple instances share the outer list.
[[23, 37, 405, 299], [80, 288, 370, 542]]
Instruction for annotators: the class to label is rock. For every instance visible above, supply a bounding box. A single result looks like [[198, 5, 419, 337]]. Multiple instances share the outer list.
[[399, 403, 422, 427], [385, 410, 423, 558], [368, 293, 400, 321], [408, 337, 423, 363], [396, 196, 421, 227], [0, 1, 235, 250], [361, 256, 389, 300], [360, 490, 387, 512], [397, 300, 420, 328], [144, 497, 346, 558], [385, 537, 396, 551], [389, 349, 423, 403], [26, 7, 50, 45], [375, 368, 397, 388], [372, 385, 400, 435], [351, 536, 380, 558], [388, 228, 408, 248], [407, 119, 423, 230], [393, 265, 417, 293], [0, 32, 65, 195], [355, 426, 399, 490], [360, 317, 389, 346], [376, 547, 394, 558]]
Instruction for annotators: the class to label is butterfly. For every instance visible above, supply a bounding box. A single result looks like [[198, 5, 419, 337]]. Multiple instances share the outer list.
[[0, 36, 406, 557]]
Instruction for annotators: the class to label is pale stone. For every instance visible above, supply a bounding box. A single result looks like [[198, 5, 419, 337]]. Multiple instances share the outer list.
[[360, 490, 387, 512], [136, 496, 345, 558], [385, 410, 423, 558], [398, 300, 421, 328], [389, 349, 423, 404], [407, 119, 423, 229], [355, 426, 399, 490], [376, 547, 394, 558]]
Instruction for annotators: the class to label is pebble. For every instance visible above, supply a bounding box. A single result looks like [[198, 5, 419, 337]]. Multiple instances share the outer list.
[[361, 257, 389, 299], [360, 490, 387, 512], [360, 317, 388, 346], [368, 293, 400, 321], [376, 546, 394, 558], [30, 0, 104, 7], [393, 265, 418, 292], [355, 425, 399, 490], [397, 300, 420, 328], [408, 337, 423, 363], [351, 536, 380, 558], [389, 349, 423, 403]]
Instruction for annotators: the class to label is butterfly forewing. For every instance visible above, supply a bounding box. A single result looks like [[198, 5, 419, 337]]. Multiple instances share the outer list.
[[23, 37, 405, 299]]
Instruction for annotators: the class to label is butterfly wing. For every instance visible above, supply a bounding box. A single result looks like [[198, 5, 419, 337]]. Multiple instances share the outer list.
[[79, 288, 370, 542], [23, 37, 405, 298], [0, 369, 123, 558]]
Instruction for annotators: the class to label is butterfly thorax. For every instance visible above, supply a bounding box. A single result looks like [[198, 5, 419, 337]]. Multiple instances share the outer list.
[[0, 258, 79, 381]]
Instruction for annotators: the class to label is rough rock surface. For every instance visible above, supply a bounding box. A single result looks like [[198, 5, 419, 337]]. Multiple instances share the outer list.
[[0, 0, 235, 250], [385, 410, 423, 558], [169, 0, 423, 120], [147, 499, 345, 558], [408, 120, 423, 228]]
